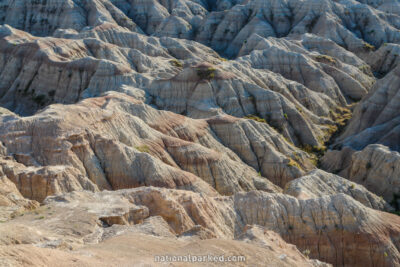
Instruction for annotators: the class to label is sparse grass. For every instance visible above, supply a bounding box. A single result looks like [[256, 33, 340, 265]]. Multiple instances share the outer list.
[[300, 144, 326, 155], [302, 249, 311, 258], [329, 106, 352, 126], [197, 67, 216, 80], [170, 59, 183, 68], [292, 152, 301, 162], [363, 42, 375, 51], [296, 106, 303, 113], [35, 216, 45, 220], [314, 145, 327, 154], [283, 113, 288, 120], [287, 158, 301, 169], [358, 64, 372, 75], [322, 105, 353, 149], [258, 171, 262, 177], [300, 144, 324, 166], [283, 136, 294, 145], [122, 17, 133, 23], [244, 115, 266, 123], [350, 184, 356, 189], [135, 145, 150, 153], [322, 124, 338, 135], [315, 54, 336, 64], [219, 57, 228, 62]]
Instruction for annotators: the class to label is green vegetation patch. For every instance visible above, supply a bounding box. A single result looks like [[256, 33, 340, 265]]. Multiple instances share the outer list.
[[170, 59, 183, 68], [135, 145, 150, 153], [287, 158, 301, 169], [244, 115, 266, 123], [315, 54, 336, 64], [363, 42, 375, 51], [197, 67, 216, 80]]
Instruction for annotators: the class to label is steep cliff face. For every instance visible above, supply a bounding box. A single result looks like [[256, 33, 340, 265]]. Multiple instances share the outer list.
[[321, 145, 400, 206], [323, 60, 400, 207], [335, 66, 400, 152], [234, 191, 400, 267]]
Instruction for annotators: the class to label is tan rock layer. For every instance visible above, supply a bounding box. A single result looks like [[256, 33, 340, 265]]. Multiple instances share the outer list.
[[38, 187, 400, 267], [1, 92, 293, 201]]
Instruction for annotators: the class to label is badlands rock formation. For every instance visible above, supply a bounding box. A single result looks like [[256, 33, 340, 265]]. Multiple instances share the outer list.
[[284, 169, 391, 211], [0, 0, 400, 266], [0, 92, 290, 198], [2, 187, 399, 266], [320, 45, 400, 211], [335, 65, 400, 152], [322, 145, 400, 206]]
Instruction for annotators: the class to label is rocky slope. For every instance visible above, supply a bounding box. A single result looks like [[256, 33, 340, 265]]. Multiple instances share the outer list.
[[319, 39, 400, 214], [322, 145, 400, 206], [1, 187, 399, 266], [334, 65, 400, 151], [0, 23, 372, 150], [1, 0, 400, 266], [284, 169, 391, 211]]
